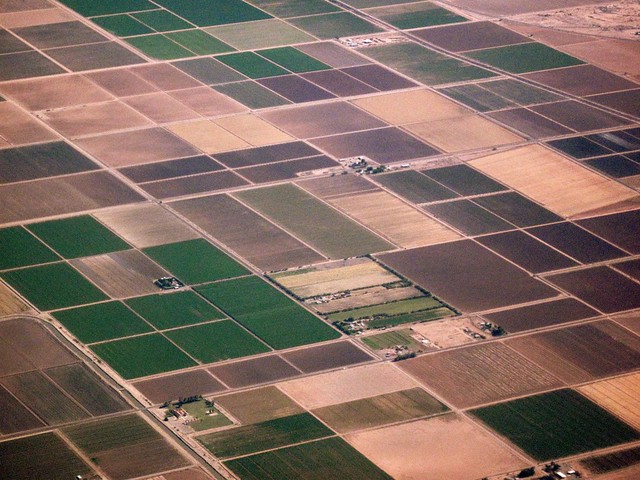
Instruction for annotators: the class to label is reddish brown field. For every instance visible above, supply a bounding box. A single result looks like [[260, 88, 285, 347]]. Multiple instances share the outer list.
[[399, 342, 562, 408], [282, 341, 374, 374], [132, 369, 227, 404], [208, 354, 301, 389]]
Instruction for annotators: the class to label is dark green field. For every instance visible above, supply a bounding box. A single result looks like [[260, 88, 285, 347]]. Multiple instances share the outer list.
[[472, 389, 640, 461], [165, 320, 270, 363], [217, 52, 290, 78], [214, 81, 291, 109], [198, 413, 333, 459], [143, 238, 249, 285], [225, 437, 393, 480], [165, 30, 234, 55], [153, 0, 271, 26], [257, 47, 331, 73], [53, 301, 153, 343], [288, 12, 383, 39], [59, 0, 156, 17], [1, 262, 108, 311], [126, 34, 195, 60], [366, 3, 468, 29], [0, 432, 94, 480], [0, 226, 59, 270], [90, 333, 197, 379], [91, 14, 153, 36], [465, 42, 584, 74], [125, 290, 225, 329], [27, 215, 131, 259], [197, 276, 341, 349]]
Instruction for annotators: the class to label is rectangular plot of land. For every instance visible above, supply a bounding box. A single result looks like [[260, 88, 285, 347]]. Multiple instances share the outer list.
[[523, 64, 638, 96], [298, 174, 377, 200], [421, 164, 507, 196], [235, 184, 393, 259], [71, 250, 168, 298], [0, 226, 59, 270], [215, 385, 304, 424], [205, 18, 313, 50], [365, 2, 467, 30], [578, 209, 640, 254], [238, 156, 339, 183], [171, 194, 324, 272], [579, 372, 640, 431], [302, 69, 377, 97], [282, 341, 374, 374], [507, 320, 640, 384], [314, 387, 448, 433], [0, 385, 45, 434], [378, 240, 557, 312], [140, 171, 249, 200], [123, 92, 200, 123], [214, 114, 293, 147], [168, 120, 249, 154], [373, 170, 459, 204], [132, 369, 226, 404], [413, 21, 529, 52], [0, 51, 65, 81], [469, 144, 639, 218], [0, 283, 29, 317], [297, 41, 370, 68], [288, 11, 383, 39], [532, 100, 631, 132], [214, 141, 320, 169], [424, 199, 514, 236], [471, 389, 640, 462], [484, 298, 598, 333], [209, 354, 301, 389], [489, 108, 573, 138], [472, 191, 562, 227], [331, 190, 460, 248], [399, 342, 562, 408], [119, 156, 223, 183], [214, 80, 291, 109], [465, 42, 583, 73], [0, 102, 58, 146], [257, 75, 337, 103]]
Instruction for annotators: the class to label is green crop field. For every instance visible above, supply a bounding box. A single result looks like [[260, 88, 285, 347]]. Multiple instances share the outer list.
[[125, 290, 225, 330], [165, 320, 270, 363], [465, 42, 584, 74], [197, 276, 341, 349], [313, 388, 448, 433], [217, 52, 290, 78], [0, 432, 94, 480], [27, 215, 131, 259], [367, 307, 455, 329], [366, 3, 468, 29], [165, 30, 234, 55], [328, 296, 444, 321], [91, 14, 154, 36], [472, 389, 640, 461], [131, 9, 192, 31], [361, 329, 424, 351], [90, 333, 197, 379], [198, 413, 333, 459], [153, 0, 271, 26], [257, 47, 331, 73], [180, 400, 233, 431], [53, 301, 153, 343], [225, 436, 393, 480], [288, 12, 383, 39], [214, 81, 291, 109], [126, 34, 195, 60], [1, 262, 108, 311], [248, 0, 339, 18], [235, 184, 393, 258], [0, 226, 60, 270], [59, 0, 156, 17], [143, 238, 249, 285]]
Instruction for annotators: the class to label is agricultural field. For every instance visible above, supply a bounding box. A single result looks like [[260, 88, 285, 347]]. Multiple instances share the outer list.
[[0, 226, 60, 270], [471, 389, 640, 461], [208, 354, 302, 389], [580, 444, 640, 476], [281, 340, 374, 373], [361, 328, 430, 356], [579, 372, 640, 430], [214, 385, 305, 425], [133, 369, 226, 405]]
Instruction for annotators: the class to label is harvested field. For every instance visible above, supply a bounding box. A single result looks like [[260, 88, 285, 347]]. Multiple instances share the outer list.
[[378, 241, 557, 313], [489, 107, 572, 138], [472, 191, 562, 227], [125, 290, 225, 330], [208, 354, 301, 389], [278, 362, 417, 409], [330, 190, 460, 247], [1, 370, 89, 425], [168, 87, 246, 117], [313, 387, 448, 433], [281, 341, 374, 373], [411, 315, 490, 349], [531, 100, 631, 132], [399, 341, 562, 408], [580, 444, 640, 476], [63, 413, 191, 480], [257, 75, 337, 103], [423, 199, 514, 236], [170, 194, 324, 272], [71, 250, 168, 298], [0, 282, 29, 316], [0, 384, 45, 434], [197, 413, 333, 459], [469, 144, 639, 218], [225, 436, 392, 480], [27, 215, 130, 259], [0, 171, 145, 224], [298, 174, 377, 199], [346, 414, 526, 480], [44, 363, 128, 416], [197, 276, 341, 349], [483, 298, 598, 333], [351, 89, 469, 125], [168, 120, 249, 154], [132, 369, 226, 404], [301, 69, 377, 97], [123, 92, 200, 123], [215, 385, 304, 424], [1, 262, 108, 311], [578, 209, 640, 254], [53, 301, 153, 343], [94, 204, 199, 249], [271, 258, 398, 298], [213, 114, 293, 147], [506, 320, 640, 384], [0, 432, 94, 480], [140, 170, 249, 200], [579, 372, 640, 431], [523, 64, 638, 96], [547, 266, 640, 314], [238, 156, 339, 183], [143, 239, 249, 285], [235, 184, 393, 258], [471, 389, 640, 461], [421, 164, 506, 196], [405, 114, 523, 153], [372, 170, 458, 204], [90, 334, 197, 379], [213, 141, 321, 168]]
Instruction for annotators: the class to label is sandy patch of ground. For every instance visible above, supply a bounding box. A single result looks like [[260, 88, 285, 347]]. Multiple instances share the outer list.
[[411, 315, 489, 349], [561, 38, 640, 77], [346, 415, 527, 480]]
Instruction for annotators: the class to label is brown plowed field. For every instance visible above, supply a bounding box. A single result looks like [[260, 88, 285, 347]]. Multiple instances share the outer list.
[[216, 385, 305, 424], [132, 369, 227, 404], [579, 372, 640, 430], [208, 354, 301, 389]]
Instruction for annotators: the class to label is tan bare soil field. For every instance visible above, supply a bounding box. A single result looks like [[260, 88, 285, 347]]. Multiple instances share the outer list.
[[411, 315, 490, 349], [0, 282, 29, 316], [94, 204, 200, 248], [214, 114, 293, 147], [346, 415, 527, 480], [399, 342, 563, 408], [352, 89, 469, 125], [278, 363, 417, 409], [0, 102, 58, 145], [0, 8, 75, 29], [160, 467, 214, 480], [614, 311, 640, 335], [405, 115, 523, 153], [330, 190, 461, 248], [297, 174, 378, 200], [272, 258, 398, 298], [470, 145, 639, 218], [562, 38, 640, 78], [71, 250, 168, 298], [579, 372, 640, 430], [313, 285, 424, 314], [168, 87, 246, 117], [168, 120, 249, 154], [215, 385, 304, 424]]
